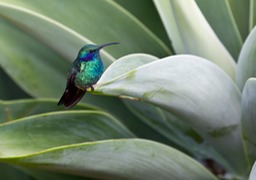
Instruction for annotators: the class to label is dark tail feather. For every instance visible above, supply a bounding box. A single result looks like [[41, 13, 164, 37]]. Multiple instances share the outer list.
[[57, 84, 86, 109]]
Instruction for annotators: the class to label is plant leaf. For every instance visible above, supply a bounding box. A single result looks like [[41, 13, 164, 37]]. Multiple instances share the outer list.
[[0, 111, 134, 157], [95, 54, 247, 174], [196, 0, 244, 60], [0, 68, 29, 100], [0, 99, 175, 172], [227, 0, 249, 40], [249, 0, 256, 30], [123, 100, 226, 163], [0, 0, 171, 59], [241, 78, 256, 166], [237, 26, 256, 90], [153, 0, 236, 80], [0, 98, 96, 124], [0, 2, 116, 67], [101, 54, 189, 149], [1, 139, 217, 180], [0, 16, 68, 97], [0, 163, 32, 180], [114, 0, 171, 47], [102, 53, 223, 160], [100, 53, 158, 83], [18, 167, 94, 180]]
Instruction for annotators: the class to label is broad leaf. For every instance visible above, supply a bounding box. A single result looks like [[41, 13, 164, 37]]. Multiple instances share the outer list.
[[237, 26, 256, 90], [0, 99, 96, 124], [0, 111, 134, 157], [249, 0, 256, 30], [114, 0, 171, 47], [0, 2, 116, 66], [124, 100, 225, 163], [0, 16, 68, 97], [0, 163, 31, 180], [100, 53, 158, 82], [85, 54, 172, 143], [102, 54, 222, 161], [227, 0, 249, 40], [1, 139, 217, 180], [0, 68, 29, 100], [196, 0, 243, 60], [95, 54, 247, 174], [241, 78, 256, 166], [153, 0, 236, 80], [18, 167, 94, 180], [0, 1, 171, 58]]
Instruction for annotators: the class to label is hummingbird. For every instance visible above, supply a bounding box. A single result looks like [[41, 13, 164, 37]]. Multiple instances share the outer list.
[[58, 42, 119, 109]]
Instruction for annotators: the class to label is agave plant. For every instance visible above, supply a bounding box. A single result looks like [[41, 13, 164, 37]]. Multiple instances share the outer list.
[[0, 0, 255, 179]]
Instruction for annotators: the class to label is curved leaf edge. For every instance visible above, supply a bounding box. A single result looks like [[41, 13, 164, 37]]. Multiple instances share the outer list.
[[95, 54, 240, 96], [0, 98, 96, 109], [107, 1, 172, 55], [0, 2, 117, 62], [0, 110, 130, 133], [0, 138, 216, 179]]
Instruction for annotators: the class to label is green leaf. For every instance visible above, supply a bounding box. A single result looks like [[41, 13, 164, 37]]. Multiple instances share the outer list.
[[98, 54, 180, 145], [123, 100, 226, 162], [79, 95, 175, 147], [249, 0, 256, 30], [0, 98, 96, 123], [237, 26, 256, 90], [0, 16, 68, 97], [0, 0, 171, 58], [1, 139, 217, 180], [0, 2, 116, 67], [0, 92, 159, 145], [114, 0, 171, 47], [227, 0, 249, 40], [0, 163, 31, 180], [19, 167, 94, 180], [95, 54, 247, 174], [0, 68, 29, 100], [0, 111, 134, 157], [153, 0, 236, 80], [100, 53, 158, 83], [102, 53, 222, 160], [241, 78, 256, 166], [196, 0, 244, 60]]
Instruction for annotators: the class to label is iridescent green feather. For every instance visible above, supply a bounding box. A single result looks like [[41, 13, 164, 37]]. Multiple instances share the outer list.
[[58, 42, 119, 108]]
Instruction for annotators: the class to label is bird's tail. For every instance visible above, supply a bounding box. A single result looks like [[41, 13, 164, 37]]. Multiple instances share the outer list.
[[57, 83, 86, 109]]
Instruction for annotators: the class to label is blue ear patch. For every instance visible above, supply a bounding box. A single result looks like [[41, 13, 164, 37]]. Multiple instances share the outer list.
[[80, 52, 94, 61], [86, 53, 93, 60]]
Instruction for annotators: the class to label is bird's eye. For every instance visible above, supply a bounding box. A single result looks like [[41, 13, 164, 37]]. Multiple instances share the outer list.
[[89, 49, 94, 53]]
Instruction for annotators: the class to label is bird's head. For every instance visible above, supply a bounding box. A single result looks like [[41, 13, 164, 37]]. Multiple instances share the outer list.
[[77, 42, 119, 61]]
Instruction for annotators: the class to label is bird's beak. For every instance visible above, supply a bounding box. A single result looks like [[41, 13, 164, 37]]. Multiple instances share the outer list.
[[96, 42, 119, 50]]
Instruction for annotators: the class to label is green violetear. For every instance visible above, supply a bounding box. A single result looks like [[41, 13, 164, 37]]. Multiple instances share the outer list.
[[58, 42, 119, 108]]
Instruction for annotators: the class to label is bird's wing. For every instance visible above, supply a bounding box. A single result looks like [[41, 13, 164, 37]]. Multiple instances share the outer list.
[[57, 66, 86, 109]]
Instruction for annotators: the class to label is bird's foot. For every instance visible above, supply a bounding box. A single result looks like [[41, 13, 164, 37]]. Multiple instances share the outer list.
[[86, 85, 94, 92]]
